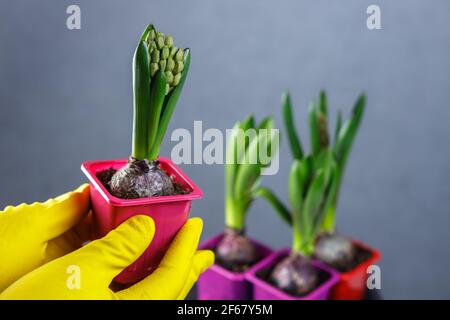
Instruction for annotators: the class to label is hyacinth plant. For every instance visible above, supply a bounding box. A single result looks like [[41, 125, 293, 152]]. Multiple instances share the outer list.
[[215, 115, 280, 272], [256, 144, 338, 295], [260, 90, 366, 273], [109, 24, 190, 199]]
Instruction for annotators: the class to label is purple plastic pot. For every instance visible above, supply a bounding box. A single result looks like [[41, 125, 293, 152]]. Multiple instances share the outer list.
[[196, 233, 273, 300], [246, 248, 340, 300]]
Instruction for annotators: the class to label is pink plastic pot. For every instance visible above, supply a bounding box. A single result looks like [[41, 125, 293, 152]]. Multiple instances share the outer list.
[[329, 239, 381, 300], [246, 248, 340, 300], [196, 233, 273, 300], [81, 157, 202, 284]]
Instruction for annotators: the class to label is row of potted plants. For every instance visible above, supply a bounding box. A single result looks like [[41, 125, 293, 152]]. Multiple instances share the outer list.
[[197, 91, 381, 300], [79, 24, 380, 299]]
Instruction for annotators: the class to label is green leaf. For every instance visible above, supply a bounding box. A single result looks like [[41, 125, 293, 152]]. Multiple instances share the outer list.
[[298, 154, 313, 195], [310, 92, 330, 155], [225, 121, 243, 229], [302, 169, 327, 249], [131, 40, 151, 160], [225, 121, 242, 187], [320, 165, 339, 232], [241, 114, 255, 131], [282, 91, 303, 160], [234, 117, 275, 207], [335, 94, 366, 192], [149, 49, 191, 159], [258, 117, 279, 168], [336, 94, 366, 164], [313, 148, 334, 180], [309, 101, 321, 156], [147, 71, 167, 159], [289, 160, 305, 253], [233, 135, 267, 200], [253, 186, 292, 226], [334, 110, 343, 147], [319, 90, 328, 116], [225, 122, 241, 194], [140, 24, 154, 42], [227, 116, 278, 229], [257, 116, 273, 131], [240, 114, 256, 158]]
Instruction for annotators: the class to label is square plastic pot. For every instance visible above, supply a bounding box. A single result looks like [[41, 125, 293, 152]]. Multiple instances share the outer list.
[[196, 233, 273, 300], [246, 248, 340, 300], [81, 157, 202, 284], [329, 239, 381, 300]]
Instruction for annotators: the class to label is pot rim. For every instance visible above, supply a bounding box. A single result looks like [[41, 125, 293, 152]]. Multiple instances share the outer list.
[[246, 248, 340, 300], [337, 238, 382, 279], [199, 233, 273, 281], [81, 157, 203, 206]]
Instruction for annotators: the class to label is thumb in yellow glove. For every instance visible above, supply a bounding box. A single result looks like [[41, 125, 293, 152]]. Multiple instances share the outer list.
[[0, 184, 214, 299]]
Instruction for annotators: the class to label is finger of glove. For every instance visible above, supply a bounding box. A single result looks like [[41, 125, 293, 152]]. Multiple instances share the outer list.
[[71, 210, 93, 244], [176, 249, 215, 300], [44, 211, 94, 263], [160, 217, 203, 269], [1, 184, 90, 243], [116, 218, 203, 300], [62, 215, 155, 285]]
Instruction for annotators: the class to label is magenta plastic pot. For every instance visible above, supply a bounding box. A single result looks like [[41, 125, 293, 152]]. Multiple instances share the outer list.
[[246, 248, 340, 300], [196, 233, 273, 300], [81, 157, 202, 284]]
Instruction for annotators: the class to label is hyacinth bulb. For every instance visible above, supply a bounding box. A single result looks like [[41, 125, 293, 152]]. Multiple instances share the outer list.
[[314, 232, 356, 271], [215, 228, 260, 272], [270, 253, 318, 296], [109, 158, 174, 199]]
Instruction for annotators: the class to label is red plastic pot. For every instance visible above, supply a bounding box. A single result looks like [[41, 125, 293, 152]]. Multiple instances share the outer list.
[[246, 248, 340, 300], [196, 233, 273, 300], [329, 239, 381, 300], [81, 157, 202, 284]]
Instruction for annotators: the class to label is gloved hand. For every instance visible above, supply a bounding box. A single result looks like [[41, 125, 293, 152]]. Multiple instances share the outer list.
[[0, 184, 214, 299]]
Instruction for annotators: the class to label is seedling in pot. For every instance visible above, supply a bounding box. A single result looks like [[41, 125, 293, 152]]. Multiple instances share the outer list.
[[256, 149, 338, 295], [215, 115, 279, 272], [81, 24, 203, 284], [280, 90, 367, 272], [103, 24, 191, 199]]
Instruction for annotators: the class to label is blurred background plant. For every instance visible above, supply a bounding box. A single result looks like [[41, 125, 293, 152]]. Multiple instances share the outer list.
[[216, 115, 279, 271]]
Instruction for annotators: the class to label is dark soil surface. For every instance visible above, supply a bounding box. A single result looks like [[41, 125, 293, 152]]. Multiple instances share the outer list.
[[97, 168, 116, 193], [256, 261, 330, 298], [96, 167, 189, 198]]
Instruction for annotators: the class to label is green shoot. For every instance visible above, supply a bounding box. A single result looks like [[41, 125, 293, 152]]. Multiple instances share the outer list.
[[279, 90, 366, 233], [131, 24, 190, 161], [257, 150, 337, 257], [282, 91, 303, 160], [131, 40, 151, 160], [225, 116, 280, 231]]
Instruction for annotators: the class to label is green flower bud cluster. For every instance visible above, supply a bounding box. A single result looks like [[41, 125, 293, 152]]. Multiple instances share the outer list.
[[146, 27, 185, 95]]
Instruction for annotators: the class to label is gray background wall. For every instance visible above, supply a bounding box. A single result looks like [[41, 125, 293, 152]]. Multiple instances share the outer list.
[[1, 0, 449, 299]]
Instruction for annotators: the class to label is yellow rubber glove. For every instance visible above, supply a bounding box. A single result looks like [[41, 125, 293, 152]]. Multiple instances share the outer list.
[[0, 184, 214, 300], [0, 184, 91, 292]]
